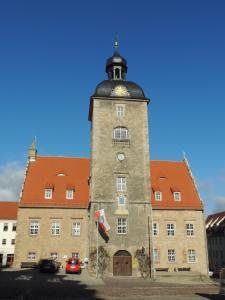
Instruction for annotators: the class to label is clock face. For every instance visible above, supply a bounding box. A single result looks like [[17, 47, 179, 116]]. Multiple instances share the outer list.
[[117, 153, 125, 161], [112, 85, 130, 97]]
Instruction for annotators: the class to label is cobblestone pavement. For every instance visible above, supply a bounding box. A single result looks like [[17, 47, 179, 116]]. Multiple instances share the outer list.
[[0, 268, 223, 300]]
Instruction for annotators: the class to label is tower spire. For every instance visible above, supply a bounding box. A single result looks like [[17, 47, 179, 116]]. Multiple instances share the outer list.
[[28, 137, 37, 162]]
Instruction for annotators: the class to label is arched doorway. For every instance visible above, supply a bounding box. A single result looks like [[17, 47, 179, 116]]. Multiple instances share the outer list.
[[113, 250, 132, 276]]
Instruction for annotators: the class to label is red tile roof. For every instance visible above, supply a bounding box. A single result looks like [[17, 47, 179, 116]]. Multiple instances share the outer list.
[[20, 157, 203, 210], [206, 211, 225, 228], [0, 202, 18, 219], [151, 160, 203, 210], [20, 156, 90, 208]]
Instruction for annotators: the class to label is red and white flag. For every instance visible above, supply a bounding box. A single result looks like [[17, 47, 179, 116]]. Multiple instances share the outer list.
[[95, 209, 110, 235]]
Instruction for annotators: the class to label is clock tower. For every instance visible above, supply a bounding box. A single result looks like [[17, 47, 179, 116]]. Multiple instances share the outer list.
[[88, 44, 153, 276]]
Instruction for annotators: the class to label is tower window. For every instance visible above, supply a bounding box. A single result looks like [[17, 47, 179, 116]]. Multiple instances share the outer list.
[[117, 194, 126, 206], [115, 68, 121, 79], [117, 218, 127, 234], [116, 104, 125, 117], [116, 177, 127, 192], [113, 127, 129, 140]]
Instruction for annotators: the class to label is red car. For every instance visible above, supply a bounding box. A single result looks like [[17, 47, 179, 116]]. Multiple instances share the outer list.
[[65, 258, 81, 274]]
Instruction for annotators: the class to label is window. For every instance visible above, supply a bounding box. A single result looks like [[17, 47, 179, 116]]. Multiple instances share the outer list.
[[117, 194, 126, 206], [153, 249, 159, 262], [27, 251, 36, 260], [3, 223, 8, 231], [45, 188, 53, 199], [29, 221, 39, 235], [167, 223, 175, 236], [173, 192, 181, 201], [117, 218, 127, 234], [116, 177, 127, 192], [72, 221, 81, 236], [2, 239, 6, 245], [50, 252, 58, 259], [153, 223, 158, 236], [116, 105, 125, 117], [11, 239, 15, 245], [155, 191, 162, 201], [186, 223, 194, 236], [51, 222, 60, 235], [72, 252, 79, 258], [66, 189, 74, 200], [188, 249, 196, 263], [12, 223, 17, 231], [113, 127, 129, 140], [168, 249, 176, 262]]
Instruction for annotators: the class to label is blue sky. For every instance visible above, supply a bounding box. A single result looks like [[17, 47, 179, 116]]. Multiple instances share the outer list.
[[0, 0, 224, 216]]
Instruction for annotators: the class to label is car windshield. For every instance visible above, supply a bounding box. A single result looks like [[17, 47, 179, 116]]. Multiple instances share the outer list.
[[41, 260, 52, 265], [68, 259, 79, 265]]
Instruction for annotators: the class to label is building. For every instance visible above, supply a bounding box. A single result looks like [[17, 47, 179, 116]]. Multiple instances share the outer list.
[[206, 211, 225, 270], [0, 202, 18, 267], [14, 153, 89, 268], [14, 45, 208, 276]]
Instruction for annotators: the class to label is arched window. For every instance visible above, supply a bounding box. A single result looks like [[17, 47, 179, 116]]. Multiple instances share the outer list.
[[113, 127, 129, 140]]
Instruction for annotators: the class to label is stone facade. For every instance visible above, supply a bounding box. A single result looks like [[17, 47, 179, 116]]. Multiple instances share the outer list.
[[89, 97, 153, 275], [152, 209, 208, 274], [14, 207, 88, 268]]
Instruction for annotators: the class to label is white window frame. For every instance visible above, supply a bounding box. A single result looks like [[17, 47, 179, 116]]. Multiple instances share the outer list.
[[45, 188, 53, 199], [72, 252, 79, 258], [12, 223, 17, 231], [117, 194, 126, 206], [29, 221, 39, 236], [173, 191, 181, 201], [50, 252, 58, 259], [167, 223, 175, 236], [116, 104, 125, 117], [155, 191, 162, 201], [116, 177, 127, 192], [153, 249, 159, 262], [117, 218, 127, 234], [72, 221, 81, 236], [3, 223, 8, 231], [153, 222, 158, 236], [113, 127, 129, 140], [51, 222, 60, 235], [168, 249, 176, 262], [186, 223, 194, 236], [27, 251, 36, 260], [66, 189, 74, 200], [188, 249, 196, 263]]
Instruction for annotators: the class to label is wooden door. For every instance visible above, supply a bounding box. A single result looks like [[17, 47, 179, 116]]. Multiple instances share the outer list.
[[113, 256, 132, 276]]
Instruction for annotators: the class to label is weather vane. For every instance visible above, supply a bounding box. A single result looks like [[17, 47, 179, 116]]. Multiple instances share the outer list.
[[114, 34, 119, 49]]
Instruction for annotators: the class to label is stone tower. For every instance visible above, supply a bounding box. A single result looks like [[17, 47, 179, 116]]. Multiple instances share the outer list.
[[88, 44, 152, 276]]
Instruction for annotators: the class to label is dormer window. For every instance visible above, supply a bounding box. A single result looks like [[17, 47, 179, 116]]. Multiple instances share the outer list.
[[66, 189, 74, 200], [45, 188, 53, 199], [155, 191, 162, 201], [173, 192, 181, 201]]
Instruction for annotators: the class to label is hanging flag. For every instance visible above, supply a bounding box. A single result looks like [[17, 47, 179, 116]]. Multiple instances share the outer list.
[[95, 209, 110, 235]]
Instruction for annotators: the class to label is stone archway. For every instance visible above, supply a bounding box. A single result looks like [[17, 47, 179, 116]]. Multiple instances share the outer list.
[[113, 250, 132, 276]]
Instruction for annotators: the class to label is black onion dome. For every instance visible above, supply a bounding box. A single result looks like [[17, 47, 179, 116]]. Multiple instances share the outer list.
[[93, 80, 147, 100]]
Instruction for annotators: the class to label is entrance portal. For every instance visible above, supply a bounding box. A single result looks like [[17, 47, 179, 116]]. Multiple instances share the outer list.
[[113, 250, 132, 276]]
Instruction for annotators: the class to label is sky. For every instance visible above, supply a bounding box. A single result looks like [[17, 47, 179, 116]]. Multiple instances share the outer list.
[[0, 0, 224, 216]]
